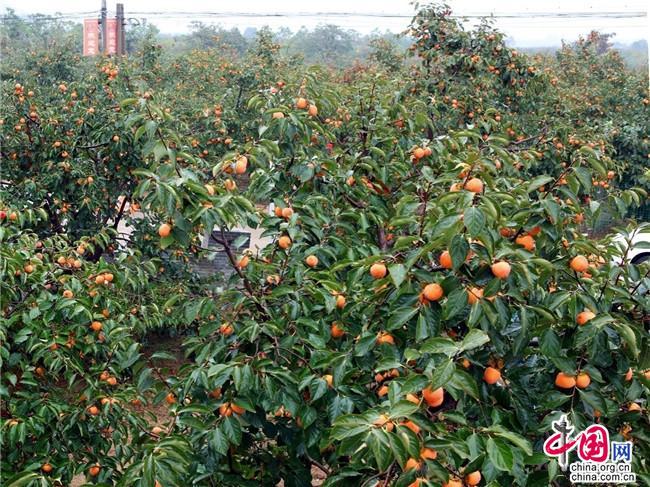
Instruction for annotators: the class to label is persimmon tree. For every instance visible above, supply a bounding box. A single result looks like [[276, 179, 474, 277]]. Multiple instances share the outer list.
[[1, 3, 648, 487]]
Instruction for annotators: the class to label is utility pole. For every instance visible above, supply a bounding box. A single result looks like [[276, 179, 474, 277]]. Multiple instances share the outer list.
[[100, 0, 107, 54], [116, 3, 125, 55]]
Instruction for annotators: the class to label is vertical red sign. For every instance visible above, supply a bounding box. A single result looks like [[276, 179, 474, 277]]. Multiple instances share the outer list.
[[83, 19, 99, 56], [106, 18, 118, 55]]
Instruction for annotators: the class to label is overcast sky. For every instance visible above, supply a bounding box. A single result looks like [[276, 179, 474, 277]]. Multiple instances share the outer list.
[[2, 0, 648, 46]]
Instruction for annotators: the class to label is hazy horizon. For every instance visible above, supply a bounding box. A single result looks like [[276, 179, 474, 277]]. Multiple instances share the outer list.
[[1, 0, 648, 48]]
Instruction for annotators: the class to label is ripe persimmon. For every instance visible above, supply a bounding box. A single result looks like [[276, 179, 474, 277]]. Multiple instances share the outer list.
[[420, 447, 437, 460], [230, 403, 245, 414], [423, 283, 444, 301], [570, 255, 589, 273], [330, 322, 345, 338], [238, 255, 249, 269], [625, 368, 633, 381], [465, 471, 482, 486], [224, 178, 236, 191], [405, 393, 419, 404], [483, 367, 501, 384], [402, 420, 420, 434], [278, 236, 292, 249], [219, 402, 244, 416], [158, 223, 172, 238], [370, 262, 387, 279], [464, 177, 484, 193], [442, 477, 463, 487], [373, 414, 394, 431], [491, 261, 511, 279], [515, 235, 535, 251], [555, 372, 576, 389], [219, 323, 234, 336], [576, 372, 591, 389], [376, 332, 395, 345], [576, 310, 595, 326], [422, 386, 444, 407], [234, 156, 248, 174], [467, 287, 483, 305], [404, 457, 421, 471], [305, 255, 318, 267], [439, 250, 453, 269], [296, 98, 308, 109]]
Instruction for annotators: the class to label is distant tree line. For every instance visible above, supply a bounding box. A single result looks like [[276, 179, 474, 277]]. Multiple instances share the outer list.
[[0, 8, 646, 71]]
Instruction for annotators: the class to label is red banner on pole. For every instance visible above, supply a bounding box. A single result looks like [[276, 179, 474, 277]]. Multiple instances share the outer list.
[[83, 19, 99, 56], [106, 18, 118, 55]]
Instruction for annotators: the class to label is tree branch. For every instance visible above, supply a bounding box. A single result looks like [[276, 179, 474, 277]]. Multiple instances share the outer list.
[[214, 229, 271, 319]]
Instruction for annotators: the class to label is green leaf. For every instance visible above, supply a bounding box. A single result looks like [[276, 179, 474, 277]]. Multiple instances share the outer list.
[[387, 307, 418, 330], [388, 401, 420, 418], [222, 416, 242, 445], [487, 437, 514, 471], [153, 140, 168, 162], [444, 288, 467, 320], [486, 425, 533, 456], [431, 359, 456, 389], [389, 264, 407, 288], [450, 234, 469, 270], [209, 427, 229, 455], [369, 428, 393, 471], [449, 369, 479, 399], [542, 199, 561, 224], [612, 322, 639, 357], [527, 175, 554, 193], [578, 389, 607, 413], [149, 351, 178, 361], [5, 472, 40, 487], [464, 207, 486, 236], [415, 313, 430, 341], [460, 329, 490, 352], [574, 167, 592, 191], [540, 329, 561, 357], [420, 337, 459, 357]]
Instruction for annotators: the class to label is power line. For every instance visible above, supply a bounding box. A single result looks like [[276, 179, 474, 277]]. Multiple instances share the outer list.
[[0, 12, 100, 22], [96, 11, 650, 19], [1, 10, 647, 22]]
